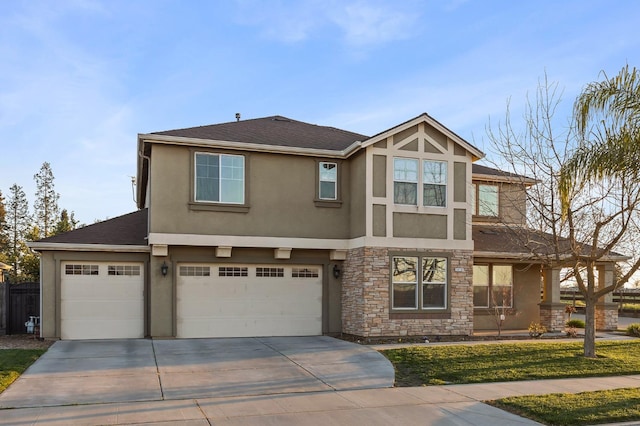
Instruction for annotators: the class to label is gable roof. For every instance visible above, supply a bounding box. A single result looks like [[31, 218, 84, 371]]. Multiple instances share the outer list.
[[150, 115, 368, 151], [360, 113, 484, 161], [29, 209, 149, 252]]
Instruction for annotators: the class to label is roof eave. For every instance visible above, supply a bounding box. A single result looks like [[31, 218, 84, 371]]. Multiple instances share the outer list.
[[138, 133, 361, 159], [28, 242, 150, 253]]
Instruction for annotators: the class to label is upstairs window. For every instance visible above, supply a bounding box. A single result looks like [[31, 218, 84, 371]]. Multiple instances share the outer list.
[[472, 184, 499, 216], [423, 160, 447, 207], [195, 153, 244, 204], [319, 162, 337, 200], [393, 158, 418, 205]]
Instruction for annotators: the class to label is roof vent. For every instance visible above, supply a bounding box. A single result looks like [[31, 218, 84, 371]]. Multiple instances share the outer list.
[[272, 116, 291, 122], [235, 113, 241, 122]]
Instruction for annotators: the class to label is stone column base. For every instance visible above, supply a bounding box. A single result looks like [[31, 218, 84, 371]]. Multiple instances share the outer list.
[[596, 303, 618, 331], [539, 303, 566, 332]]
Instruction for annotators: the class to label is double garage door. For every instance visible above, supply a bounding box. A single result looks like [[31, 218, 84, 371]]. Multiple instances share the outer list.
[[176, 264, 322, 338], [61, 262, 144, 340]]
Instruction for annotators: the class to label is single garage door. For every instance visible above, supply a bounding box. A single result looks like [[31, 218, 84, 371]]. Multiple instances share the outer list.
[[176, 264, 322, 338], [61, 262, 144, 340]]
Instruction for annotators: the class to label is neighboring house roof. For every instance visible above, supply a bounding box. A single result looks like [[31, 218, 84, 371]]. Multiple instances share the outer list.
[[151, 115, 368, 151], [29, 209, 149, 252], [473, 225, 627, 262], [472, 163, 538, 186]]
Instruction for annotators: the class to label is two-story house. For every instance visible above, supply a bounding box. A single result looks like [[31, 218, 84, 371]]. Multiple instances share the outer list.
[[31, 114, 621, 340]]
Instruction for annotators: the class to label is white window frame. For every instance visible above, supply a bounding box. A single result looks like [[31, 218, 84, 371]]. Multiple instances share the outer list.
[[474, 183, 499, 217], [393, 158, 419, 205], [319, 162, 338, 200], [422, 160, 447, 207], [194, 152, 245, 204], [391, 256, 448, 311]]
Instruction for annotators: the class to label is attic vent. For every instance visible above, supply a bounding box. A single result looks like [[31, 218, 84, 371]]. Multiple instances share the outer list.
[[272, 117, 291, 122], [480, 229, 499, 235]]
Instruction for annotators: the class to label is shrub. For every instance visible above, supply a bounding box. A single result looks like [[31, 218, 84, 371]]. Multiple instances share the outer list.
[[528, 322, 547, 338], [627, 323, 640, 337], [566, 327, 578, 338], [566, 319, 585, 328]]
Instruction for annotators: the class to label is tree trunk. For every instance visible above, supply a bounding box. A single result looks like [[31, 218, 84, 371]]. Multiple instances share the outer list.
[[584, 298, 597, 358]]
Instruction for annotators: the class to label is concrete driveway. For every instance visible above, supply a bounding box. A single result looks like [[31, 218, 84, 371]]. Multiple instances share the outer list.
[[0, 336, 394, 409]]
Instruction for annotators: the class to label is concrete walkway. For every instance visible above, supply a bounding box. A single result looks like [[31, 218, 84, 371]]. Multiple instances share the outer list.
[[0, 335, 639, 425]]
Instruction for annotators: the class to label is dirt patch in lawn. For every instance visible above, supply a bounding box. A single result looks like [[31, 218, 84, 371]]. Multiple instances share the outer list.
[[0, 335, 54, 350]]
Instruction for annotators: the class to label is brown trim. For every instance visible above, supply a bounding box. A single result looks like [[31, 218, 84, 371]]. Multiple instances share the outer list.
[[390, 313, 451, 320], [188, 202, 250, 213], [314, 200, 343, 208]]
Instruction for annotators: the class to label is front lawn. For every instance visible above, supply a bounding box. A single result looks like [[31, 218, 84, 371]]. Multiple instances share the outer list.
[[490, 388, 640, 426], [381, 340, 640, 386], [0, 349, 47, 394]]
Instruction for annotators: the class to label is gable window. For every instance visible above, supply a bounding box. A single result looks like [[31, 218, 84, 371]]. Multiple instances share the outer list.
[[392, 256, 447, 310], [195, 153, 244, 204], [319, 162, 337, 200], [473, 264, 512, 307], [472, 184, 499, 216], [394, 158, 418, 205], [423, 160, 447, 207]]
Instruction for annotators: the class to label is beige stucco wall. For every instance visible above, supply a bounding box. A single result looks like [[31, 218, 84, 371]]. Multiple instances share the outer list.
[[349, 150, 366, 238], [39, 250, 149, 339], [473, 263, 542, 330], [149, 145, 353, 239], [149, 246, 342, 337]]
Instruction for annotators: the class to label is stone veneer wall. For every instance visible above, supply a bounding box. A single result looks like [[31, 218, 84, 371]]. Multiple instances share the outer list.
[[341, 246, 474, 337], [539, 305, 565, 332], [596, 304, 618, 331]]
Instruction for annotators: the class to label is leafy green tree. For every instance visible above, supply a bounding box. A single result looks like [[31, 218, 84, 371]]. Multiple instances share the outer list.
[[5, 184, 30, 281], [52, 209, 79, 235], [33, 162, 60, 238], [0, 190, 9, 264], [20, 225, 41, 281]]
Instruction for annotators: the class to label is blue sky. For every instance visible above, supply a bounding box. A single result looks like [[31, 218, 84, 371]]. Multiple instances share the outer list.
[[1, 0, 638, 225]]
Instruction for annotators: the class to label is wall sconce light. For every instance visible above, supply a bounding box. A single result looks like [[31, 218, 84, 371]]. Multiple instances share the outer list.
[[332, 264, 341, 279], [161, 261, 169, 277]]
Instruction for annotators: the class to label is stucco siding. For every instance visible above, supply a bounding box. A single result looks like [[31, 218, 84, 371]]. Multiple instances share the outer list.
[[393, 212, 447, 239], [149, 145, 353, 239]]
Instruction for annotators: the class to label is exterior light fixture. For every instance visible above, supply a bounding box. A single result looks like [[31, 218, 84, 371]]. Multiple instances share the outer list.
[[161, 261, 169, 277], [332, 264, 341, 279]]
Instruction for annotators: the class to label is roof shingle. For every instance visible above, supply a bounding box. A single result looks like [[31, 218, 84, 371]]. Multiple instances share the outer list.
[[151, 115, 368, 151]]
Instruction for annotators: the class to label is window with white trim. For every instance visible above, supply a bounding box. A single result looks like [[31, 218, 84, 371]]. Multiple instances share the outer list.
[[195, 153, 244, 204], [472, 183, 499, 217], [473, 264, 512, 308], [319, 162, 337, 200], [423, 160, 447, 207], [393, 158, 418, 205], [391, 256, 447, 310], [108, 265, 141, 276]]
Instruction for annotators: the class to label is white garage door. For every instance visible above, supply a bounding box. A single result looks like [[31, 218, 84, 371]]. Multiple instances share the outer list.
[[177, 264, 322, 338], [61, 262, 144, 340]]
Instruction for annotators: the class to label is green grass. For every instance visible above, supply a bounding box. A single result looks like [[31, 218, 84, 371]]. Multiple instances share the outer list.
[[489, 388, 640, 426], [0, 349, 46, 394], [381, 340, 640, 386]]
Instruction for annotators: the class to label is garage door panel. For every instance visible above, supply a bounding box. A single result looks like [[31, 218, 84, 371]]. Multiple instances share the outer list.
[[61, 262, 144, 340], [62, 300, 143, 319], [62, 319, 144, 340], [177, 264, 322, 338]]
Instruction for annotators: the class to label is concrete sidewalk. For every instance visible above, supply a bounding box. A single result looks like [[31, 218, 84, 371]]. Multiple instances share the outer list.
[[3, 374, 640, 425]]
